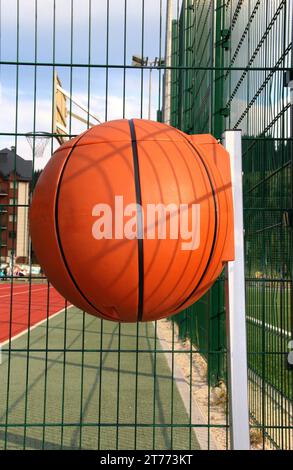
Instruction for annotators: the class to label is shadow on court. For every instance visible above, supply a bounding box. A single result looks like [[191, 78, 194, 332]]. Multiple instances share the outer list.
[[0, 307, 199, 450]]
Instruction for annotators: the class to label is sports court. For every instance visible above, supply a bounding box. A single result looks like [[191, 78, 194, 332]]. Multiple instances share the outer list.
[[0, 0, 292, 452], [0, 298, 200, 450], [0, 283, 65, 344]]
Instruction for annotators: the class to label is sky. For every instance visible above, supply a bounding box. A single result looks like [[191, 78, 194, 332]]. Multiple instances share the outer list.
[[0, 0, 180, 168], [1, 0, 290, 170]]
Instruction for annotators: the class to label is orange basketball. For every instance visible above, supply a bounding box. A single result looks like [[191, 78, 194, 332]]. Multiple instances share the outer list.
[[30, 119, 234, 322]]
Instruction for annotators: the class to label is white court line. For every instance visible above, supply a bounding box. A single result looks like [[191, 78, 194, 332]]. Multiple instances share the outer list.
[[0, 283, 50, 291], [247, 316, 291, 339], [0, 282, 44, 289], [0, 287, 48, 299], [0, 285, 34, 292], [0, 305, 73, 347]]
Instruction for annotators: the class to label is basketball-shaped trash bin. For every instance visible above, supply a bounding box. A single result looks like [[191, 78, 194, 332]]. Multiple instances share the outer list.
[[30, 119, 234, 322]]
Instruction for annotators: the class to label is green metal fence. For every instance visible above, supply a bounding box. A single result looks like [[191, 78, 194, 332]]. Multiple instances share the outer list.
[[170, 0, 292, 450], [0, 0, 232, 451], [0, 0, 292, 451], [170, 0, 227, 388]]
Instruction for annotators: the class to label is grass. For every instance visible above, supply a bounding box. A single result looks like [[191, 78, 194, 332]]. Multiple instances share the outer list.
[[0, 307, 200, 450], [246, 283, 292, 400], [172, 282, 292, 400]]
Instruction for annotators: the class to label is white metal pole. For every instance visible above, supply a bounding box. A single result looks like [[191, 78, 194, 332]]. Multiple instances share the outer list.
[[223, 129, 250, 450], [56, 84, 102, 123], [163, 0, 172, 124]]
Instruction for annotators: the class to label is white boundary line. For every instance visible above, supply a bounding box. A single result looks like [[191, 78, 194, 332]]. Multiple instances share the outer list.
[[248, 369, 293, 420], [0, 284, 35, 291], [0, 287, 48, 299], [0, 283, 50, 293], [155, 321, 218, 450], [0, 305, 73, 347]]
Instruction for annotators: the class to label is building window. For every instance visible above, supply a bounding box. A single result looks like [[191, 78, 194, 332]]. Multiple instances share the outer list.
[[9, 215, 17, 223], [9, 198, 16, 205], [10, 182, 18, 189], [9, 231, 16, 239]]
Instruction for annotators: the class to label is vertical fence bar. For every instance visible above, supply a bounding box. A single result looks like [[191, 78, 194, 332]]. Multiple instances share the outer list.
[[290, 2, 293, 351], [163, 0, 172, 124], [223, 129, 250, 450]]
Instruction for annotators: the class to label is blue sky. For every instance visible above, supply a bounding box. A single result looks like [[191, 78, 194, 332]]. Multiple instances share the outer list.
[[0, 0, 179, 168]]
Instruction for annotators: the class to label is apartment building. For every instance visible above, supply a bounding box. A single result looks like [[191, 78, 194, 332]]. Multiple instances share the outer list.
[[0, 147, 32, 263]]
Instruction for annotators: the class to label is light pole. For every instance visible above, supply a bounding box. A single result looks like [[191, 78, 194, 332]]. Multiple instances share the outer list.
[[132, 55, 165, 120]]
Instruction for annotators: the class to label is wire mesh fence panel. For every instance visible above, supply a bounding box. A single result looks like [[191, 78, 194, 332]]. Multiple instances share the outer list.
[[170, 0, 228, 392], [0, 0, 230, 451], [0, 0, 292, 451], [223, 0, 293, 450]]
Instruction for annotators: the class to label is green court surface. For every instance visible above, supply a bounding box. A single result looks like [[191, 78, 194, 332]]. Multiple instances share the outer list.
[[0, 307, 199, 450]]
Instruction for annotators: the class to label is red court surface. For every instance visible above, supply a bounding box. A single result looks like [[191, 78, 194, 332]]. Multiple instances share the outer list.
[[0, 283, 67, 344]]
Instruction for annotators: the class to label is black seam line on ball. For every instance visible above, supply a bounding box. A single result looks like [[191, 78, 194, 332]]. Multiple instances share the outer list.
[[128, 119, 144, 322], [55, 135, 106, 319], [175, 134, 219, 312]]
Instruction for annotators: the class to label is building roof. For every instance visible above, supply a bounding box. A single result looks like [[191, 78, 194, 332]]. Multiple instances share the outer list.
[[0, 147, 32, 181]]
